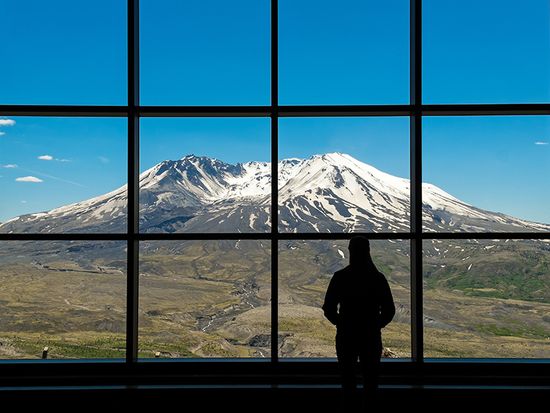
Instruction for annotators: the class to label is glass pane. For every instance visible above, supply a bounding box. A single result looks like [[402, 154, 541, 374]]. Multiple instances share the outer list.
[[139, 118, 270, 233], [424, 0, 550, 104], [0, 241, 126, 359], [279, 240, 410, 358], [139, 240, 271, 358], [0, 0, 126, 105], [279, 117, 410, 233], [141, 0, 270, 105], [424, 239, 550, 358], [280, 0, 409, 104], [423, 116, 550, 232], [0, 117, 127, 233]]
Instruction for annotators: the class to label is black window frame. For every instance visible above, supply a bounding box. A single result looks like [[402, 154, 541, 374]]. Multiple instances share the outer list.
[[0, 0, 549, 375]]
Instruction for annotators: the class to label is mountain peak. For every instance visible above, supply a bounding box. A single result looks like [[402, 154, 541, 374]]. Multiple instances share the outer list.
[[179, 154, 221, 163], [2, 152, 549, 235], [310, 152, 347, 160], [307, 152, 358, 167]]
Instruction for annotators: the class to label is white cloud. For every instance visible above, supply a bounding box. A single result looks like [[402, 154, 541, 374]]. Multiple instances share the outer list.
[[2, 164, 18, 168], [17, 167, 83, 187], [21, 200, 27, 204], [98, 156, 110, 164], [38, 154, 71, 162], [0, 119, 16, 127], [0, 132, 5, 136], [535, 141, 548, 145], [16, 176, 43, 183]]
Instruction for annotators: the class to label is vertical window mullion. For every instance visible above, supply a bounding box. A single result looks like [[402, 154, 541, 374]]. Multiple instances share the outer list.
[[126, 0, 140, 363], [410, 0, 424, 364], [270, 0, 279, 365]]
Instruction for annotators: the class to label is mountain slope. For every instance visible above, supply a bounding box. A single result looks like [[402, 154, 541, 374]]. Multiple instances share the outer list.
[[1, 153, 548, 234]]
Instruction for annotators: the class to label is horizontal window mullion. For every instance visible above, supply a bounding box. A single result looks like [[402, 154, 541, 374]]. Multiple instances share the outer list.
[[3, 233, 547, 241], [422, 104, 550, 116], [139, 233, 272, 241], [0, 233, 128, 241], [278, 105, 411, 117], [277, 232, 413, 240], [0, 105, 128, 117], [3, 104, 550, 118], [139, 106, 271, 117]]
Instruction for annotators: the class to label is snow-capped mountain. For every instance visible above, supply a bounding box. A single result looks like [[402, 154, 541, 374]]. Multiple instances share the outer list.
[[1, 153, 549, 234]]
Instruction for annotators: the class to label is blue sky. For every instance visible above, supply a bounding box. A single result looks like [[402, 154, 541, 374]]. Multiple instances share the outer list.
[[279, 118, 409, 178], [0, 118, 127, 221], [140, 118, 271, 169], [423, 116, 550, 224], [141, 0, 270, 105], [0, 1, 127, 105], [424, 0, 550, 103], [0, 1, 549, 224]]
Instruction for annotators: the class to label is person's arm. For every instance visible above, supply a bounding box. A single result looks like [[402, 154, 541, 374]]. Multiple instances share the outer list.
[[322, 274, 340, 326], [378, 275, 396, 329]]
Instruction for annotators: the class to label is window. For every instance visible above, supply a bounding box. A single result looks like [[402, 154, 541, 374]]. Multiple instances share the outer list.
[[423, 0, 550, 104], [139, 240, 271, 358], [424, 239, 550, 358], [279, 117, 410, 233], [0, 0, 548, 363], [0, 241, 126, 359], [139, 117, 271, 233], [423, 116, 550, 233], [279, 0, 409, 104], [0, 117, 127, 234], [0, 0, 127, 105], [279, 240, 411, 358], [141, 0, 270, 105]]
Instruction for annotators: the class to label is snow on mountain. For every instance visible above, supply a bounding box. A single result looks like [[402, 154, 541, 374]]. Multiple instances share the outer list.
[[1, 153, 548, 234], [278, 153, 411, 232]]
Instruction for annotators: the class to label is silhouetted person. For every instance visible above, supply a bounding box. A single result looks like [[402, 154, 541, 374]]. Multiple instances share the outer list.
[[322, 236, 395, 406]]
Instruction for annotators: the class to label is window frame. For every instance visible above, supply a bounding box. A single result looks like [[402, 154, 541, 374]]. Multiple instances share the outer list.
[[0, 0, 549, 371]]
